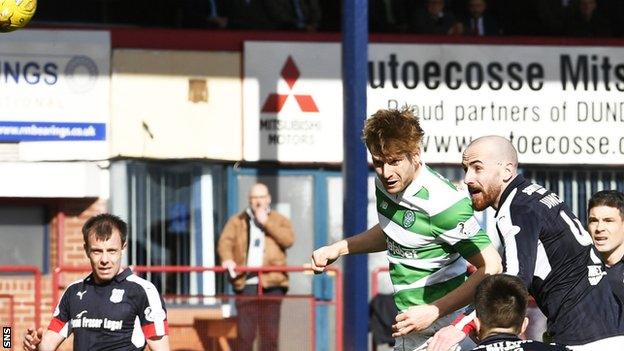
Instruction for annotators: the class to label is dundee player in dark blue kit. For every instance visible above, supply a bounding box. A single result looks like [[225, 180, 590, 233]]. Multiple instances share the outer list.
[[587, 190, 624, 310], [23, 214, 170, 351], [427, 136, 624, 351], [471, 274, 569, 351]]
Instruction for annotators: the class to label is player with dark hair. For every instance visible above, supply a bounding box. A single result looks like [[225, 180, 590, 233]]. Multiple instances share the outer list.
[[428, 136, 624, 350], [310, 107, 502, 350], [472, 274, 569, 350], [23, 213, 170, 351], [587, 190, 624, 305]]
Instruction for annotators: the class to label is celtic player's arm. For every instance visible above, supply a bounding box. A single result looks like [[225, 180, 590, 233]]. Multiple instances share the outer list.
[[309, 224, 386, 273]]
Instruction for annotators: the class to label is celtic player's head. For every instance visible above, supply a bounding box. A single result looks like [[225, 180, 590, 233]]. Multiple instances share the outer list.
[[363, 107, 425, 194], [474, 274, 529, 340]]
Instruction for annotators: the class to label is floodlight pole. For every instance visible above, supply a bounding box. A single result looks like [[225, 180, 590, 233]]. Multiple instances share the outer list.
[[342, 0, 369, 350]]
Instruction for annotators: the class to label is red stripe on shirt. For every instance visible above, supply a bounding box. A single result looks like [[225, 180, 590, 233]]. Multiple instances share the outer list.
[[142, 320, 169, 338], [48, 317, 66, 333]]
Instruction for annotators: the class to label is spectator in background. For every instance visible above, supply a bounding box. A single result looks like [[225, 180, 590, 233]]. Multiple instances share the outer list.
[[471, 275, 570, 351], [564, 0, 612, 37], [463, 0, 501, 36], [412, 0, 462, 34], [587, 190, 624, 305], [265, 0, 322, 32], [217, 183, 295, 351]]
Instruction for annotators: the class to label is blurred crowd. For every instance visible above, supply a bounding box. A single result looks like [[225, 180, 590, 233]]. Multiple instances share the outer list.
[[35, 0, 624, 38]]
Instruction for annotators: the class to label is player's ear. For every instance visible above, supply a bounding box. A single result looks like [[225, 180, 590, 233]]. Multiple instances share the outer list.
[[122, 241, 128, 250], [409, 150, 421, 165], [474, 316, 481, 333], [502, 161, 514, 182], [520, 317, 529, 335]]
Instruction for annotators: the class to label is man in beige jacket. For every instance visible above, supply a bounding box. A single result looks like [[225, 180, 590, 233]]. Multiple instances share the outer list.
[[217, 182, 295, 351]]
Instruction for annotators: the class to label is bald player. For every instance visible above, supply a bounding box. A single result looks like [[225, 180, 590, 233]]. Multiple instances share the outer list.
[[428, 136, 624, 350]]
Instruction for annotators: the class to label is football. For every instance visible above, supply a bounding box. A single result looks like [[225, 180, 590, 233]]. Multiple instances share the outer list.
[[0, 0, 36, 32]]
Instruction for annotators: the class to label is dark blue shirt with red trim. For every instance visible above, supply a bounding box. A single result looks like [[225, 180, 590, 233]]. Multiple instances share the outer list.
[[48, 268, 168, 351]]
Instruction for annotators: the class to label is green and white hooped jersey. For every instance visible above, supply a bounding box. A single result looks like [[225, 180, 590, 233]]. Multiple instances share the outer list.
[[376, 164, 491, 311]]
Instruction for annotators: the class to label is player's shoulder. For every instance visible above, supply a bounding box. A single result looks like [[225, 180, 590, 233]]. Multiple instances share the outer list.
[[124, 273, 160, 300], [124, 272, 160, 295], [500, 181, 545, 216], [423, 166, 461, 193], [59, 277, 86, 304], [421, 166, 469, 205], [64, 277, 86, 294]]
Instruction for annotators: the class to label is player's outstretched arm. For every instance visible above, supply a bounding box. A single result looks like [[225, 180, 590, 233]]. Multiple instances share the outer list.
[[309, 224, 386, 273], [23, 328, 65, 351], [146, 335, 171, 351]]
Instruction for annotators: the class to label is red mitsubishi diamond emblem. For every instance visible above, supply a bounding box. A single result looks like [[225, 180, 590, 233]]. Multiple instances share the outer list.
[[261, 56, 319, 113]]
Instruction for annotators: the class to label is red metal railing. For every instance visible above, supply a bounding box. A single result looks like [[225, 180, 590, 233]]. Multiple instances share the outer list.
[[0, 265, 41, 330], [54, 265, 343, 351]]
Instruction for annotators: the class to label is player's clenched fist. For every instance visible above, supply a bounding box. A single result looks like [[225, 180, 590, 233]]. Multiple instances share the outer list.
[[309, 240, 348, 273], [23, 328, 42, 351]]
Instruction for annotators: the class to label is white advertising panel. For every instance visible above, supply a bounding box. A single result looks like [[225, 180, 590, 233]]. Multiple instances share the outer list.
[[244, 41, 624, 165], [0, 30, 110, 160], [244, 42, 343, 162]]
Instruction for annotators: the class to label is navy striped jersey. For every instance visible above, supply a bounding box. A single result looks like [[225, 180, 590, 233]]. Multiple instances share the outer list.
[[495, 175, 623, 345], [48, 268, 168, 350], [472, 333, 570, 350]]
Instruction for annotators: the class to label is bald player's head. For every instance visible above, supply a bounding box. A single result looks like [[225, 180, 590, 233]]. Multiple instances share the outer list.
[[462, 136, 518, 210]]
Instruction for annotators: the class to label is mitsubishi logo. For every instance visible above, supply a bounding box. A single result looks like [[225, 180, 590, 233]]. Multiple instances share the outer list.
[[261, 56, 319, 113]]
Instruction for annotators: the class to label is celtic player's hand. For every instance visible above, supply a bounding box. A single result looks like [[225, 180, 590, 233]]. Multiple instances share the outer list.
[[392, 304, 440, 337], [309, 241, 347, 274]]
